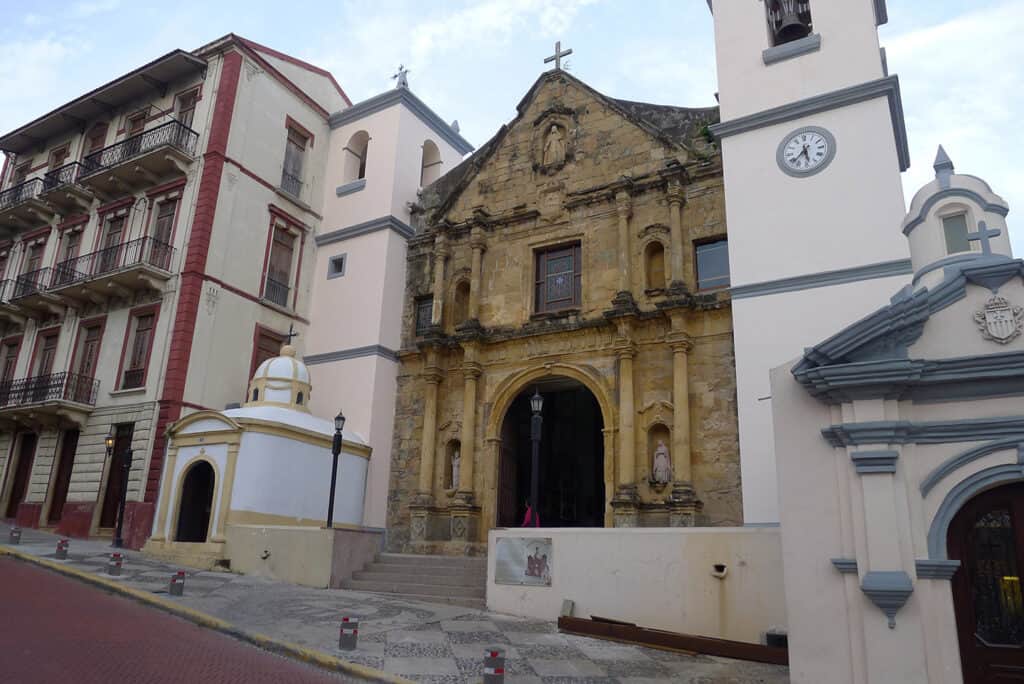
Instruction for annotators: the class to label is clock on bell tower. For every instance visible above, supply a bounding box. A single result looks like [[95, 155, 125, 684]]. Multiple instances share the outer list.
[[707, 0, 912, 524]]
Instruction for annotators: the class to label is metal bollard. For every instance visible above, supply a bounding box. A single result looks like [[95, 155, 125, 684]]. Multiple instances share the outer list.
[[338, 617, 359, 651], [8, 527, 21, 544], [55, 538, 69, 560], [483, 647, 506, 683], [107, 553, 123, 577], [169, 570, 186, 596]]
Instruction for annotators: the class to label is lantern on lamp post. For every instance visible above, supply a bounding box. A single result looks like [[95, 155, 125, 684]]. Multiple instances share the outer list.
[[528, 389, 544, 525]]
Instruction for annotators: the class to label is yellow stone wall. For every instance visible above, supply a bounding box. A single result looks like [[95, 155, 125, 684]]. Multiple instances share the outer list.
[[388, 72, 739, 553]]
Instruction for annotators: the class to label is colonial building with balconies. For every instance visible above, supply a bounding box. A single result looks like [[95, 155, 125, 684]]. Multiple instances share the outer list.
[[0, 34, 468, 550]]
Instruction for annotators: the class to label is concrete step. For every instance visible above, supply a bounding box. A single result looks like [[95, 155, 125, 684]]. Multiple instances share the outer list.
[[364, 562, 487, 578], [376, 553, 487, 568], [352, 570, 484, 587], [341, 579, 486, 599]]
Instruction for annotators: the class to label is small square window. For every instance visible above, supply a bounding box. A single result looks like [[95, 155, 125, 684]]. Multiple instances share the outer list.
[[328, 254, 347, 279], [415, 297, 434, 335], [942, 214, 972, 255], [696, 239, 730, 291]]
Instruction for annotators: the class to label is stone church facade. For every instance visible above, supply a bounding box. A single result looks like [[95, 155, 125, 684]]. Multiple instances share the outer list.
[[388, 70, 740, 554]]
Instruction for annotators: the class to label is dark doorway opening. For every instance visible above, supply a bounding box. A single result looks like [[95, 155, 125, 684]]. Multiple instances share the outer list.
[[99, 424, 133, 528], [496, 378, 605, 528], [948, 481, 1024, 683], [5, 433, 38, 518], [47, 429, 80, 524], [175, 461, 215, 543]]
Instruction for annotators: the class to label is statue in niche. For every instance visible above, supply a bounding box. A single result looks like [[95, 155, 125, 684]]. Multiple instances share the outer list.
[[542, 124, 566, 167], [450, 446, 461, 490], [651, 440, 672, 485]]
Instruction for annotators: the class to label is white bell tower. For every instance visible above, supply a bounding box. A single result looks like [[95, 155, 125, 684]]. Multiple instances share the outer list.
[[708, 0, 911, 523]]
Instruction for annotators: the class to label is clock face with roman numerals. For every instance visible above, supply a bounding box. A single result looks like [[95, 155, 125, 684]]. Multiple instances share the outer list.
[[776, 126, 836, 177]]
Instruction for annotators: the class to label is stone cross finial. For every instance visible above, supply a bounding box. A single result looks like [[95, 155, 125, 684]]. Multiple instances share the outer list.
[[544, 41, 573, 71], [967, 220, 1001, 255], [284, 323, 299, 345], [392, 65, 409, 89]]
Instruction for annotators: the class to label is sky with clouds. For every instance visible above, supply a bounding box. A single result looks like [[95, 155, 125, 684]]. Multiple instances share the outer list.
[[1, 0, 1020, 253]]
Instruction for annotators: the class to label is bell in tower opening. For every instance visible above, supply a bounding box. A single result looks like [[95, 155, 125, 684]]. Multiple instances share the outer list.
[[767, 0, 813, 46]]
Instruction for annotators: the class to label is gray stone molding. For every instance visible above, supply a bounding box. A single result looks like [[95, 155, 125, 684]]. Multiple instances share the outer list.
[[304, 345, 399, 365], [336, 178, 366, 197], [915, 560, 960, 581], [927, 463, 1024, 560], [874, 0, 889, 25], [920, 438, 1024, 497], [861, 570, 913, 628], [763, 34, 822, 65], [731, 259, 911, 300], [831, 558, 859, 574], [851, 450, 898, 474], [329, 88, 474, 155], [902, 188, 1009, 236], [824, 416, 1024, 448], [710, 75, 910, 172], [316, 216, 415, 247]]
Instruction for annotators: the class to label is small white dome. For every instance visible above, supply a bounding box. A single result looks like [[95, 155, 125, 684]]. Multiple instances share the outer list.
[[253, 345, 310, 384], [246, 344, 312, 411]]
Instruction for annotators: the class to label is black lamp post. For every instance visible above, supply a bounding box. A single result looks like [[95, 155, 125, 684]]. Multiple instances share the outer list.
[[105, 427, 132, 549], [326, 410, 345, 529], [529, 389, 544, 525]]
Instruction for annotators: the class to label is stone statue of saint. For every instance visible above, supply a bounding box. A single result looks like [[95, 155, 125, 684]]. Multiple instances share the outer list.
[[543, 125, 566, 166], [652, 440, 671, 484], [450, 447, 461, 489]]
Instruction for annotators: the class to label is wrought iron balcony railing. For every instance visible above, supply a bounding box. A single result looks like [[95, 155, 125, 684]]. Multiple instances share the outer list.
[[0, 178, 45, 211], [262, 275, 291, 308], [42, 162, 85, 191], [51, 236, 175, 290], [0, 371, 99, 408], [12, 268, 51, 300], [80, 120, 199, 178], [280, 170, 303, 198], [122, 367, 146, 390]]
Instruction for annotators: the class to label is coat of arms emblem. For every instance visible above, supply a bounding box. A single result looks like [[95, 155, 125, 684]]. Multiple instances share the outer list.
[[974, 295, 1024, 344]]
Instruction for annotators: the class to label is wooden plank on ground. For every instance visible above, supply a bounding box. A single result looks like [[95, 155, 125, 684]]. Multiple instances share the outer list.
[[557, 616, 788, 666]]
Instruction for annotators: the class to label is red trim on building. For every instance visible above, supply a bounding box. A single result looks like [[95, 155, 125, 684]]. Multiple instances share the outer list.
[[15, 502, 43, 528], [203, 273, 310, 324], [293, 232, 306, 310], [236, 36, 351, 106], [68, 315, 107, 378], [232, 42, 330, 120], [146, 49, 243, 505], [249, 323, 288, 379], [285, 115, 315, 147], [145, 177, 187, 198], [113, 302, 160, 392], [20, 225, 53, 243], [268, 203, 312, 232], [57, 214, 89, 232], [26, 326, 61, 376], [222, 156, 323, 221], [96, 196, 134, 217], [56, 502, 95, 538]]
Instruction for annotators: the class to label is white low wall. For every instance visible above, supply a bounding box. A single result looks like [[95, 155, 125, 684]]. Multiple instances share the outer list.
[[487, 527, 786, 644]]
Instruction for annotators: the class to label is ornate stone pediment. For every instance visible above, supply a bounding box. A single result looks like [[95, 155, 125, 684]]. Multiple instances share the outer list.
[[638, 399, 674, 428]]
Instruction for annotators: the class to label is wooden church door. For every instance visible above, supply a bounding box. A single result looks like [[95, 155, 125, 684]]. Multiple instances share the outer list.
[[948, 482, 1024, 683]]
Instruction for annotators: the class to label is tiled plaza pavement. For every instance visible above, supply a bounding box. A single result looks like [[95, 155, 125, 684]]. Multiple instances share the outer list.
[[1, 523, 789, 683]]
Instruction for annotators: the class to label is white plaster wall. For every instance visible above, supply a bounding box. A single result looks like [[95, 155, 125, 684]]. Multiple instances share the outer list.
[[231, 432, 366, 526], [253, 51, 348, 114], [487, 527, 786, 645], [393, 105, 467, 219], [712, 0, 885, 121], [911, 279, 1024, 359], [734, 274, 907, 523], [159, 442, 229, 539]]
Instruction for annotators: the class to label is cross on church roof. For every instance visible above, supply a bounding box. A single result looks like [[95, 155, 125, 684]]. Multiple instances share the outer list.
[[544, 41, 573, 71], [967, 220, 1001, 255]]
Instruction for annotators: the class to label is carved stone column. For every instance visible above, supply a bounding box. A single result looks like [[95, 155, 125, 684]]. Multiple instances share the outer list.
[[667, 180, 686, 289], [430, 234, 448, 326], [468, 226, 486, 323], [456, 358, 481, 502], [613, 190, 635, 308], [411, 351, 442, 542], [612, 334, 639, 527], [667, 325, 701, 526]]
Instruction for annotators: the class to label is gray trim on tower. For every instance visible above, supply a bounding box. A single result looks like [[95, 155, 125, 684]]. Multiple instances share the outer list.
[[823, 416, 1024, 448], [336, 178, 366, 197], [709, 75, 911, 172], [329, 88, 474, 155], [902, 187, 1009, 236], [831, 558, 859, 574], [851, 450, 899, 474], [915, 560, 960, 581], [730, 259, 911, 300], [874, 0, 889, 25], [861, 571, 913, 629], [316, 215, 415, 247], [763, 34, 822, 65], [304, 345, 399, 365], [927, 463, 1024, 560], [920, 439, 1024, 497]]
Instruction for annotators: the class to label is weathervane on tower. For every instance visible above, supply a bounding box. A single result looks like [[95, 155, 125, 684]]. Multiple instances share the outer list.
[[544, 41, 573, 71], [392, 65, 409, 89]]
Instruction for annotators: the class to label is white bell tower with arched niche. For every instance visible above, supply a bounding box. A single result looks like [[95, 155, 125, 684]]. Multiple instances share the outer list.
[[708, 0, 912, 523]]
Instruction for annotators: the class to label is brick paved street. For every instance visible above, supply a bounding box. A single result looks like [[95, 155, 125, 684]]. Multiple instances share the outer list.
[[0, 558, 352, 683]]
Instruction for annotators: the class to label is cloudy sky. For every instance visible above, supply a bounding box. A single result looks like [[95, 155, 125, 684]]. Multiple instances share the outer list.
[[1, 0, 1020, 253]]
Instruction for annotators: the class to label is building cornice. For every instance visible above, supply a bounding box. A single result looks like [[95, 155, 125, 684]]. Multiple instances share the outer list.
[[315, 215, 415, 246], [822, 416, 1024, 448], [731, 258, 911, 300], [329, 88, 474, 155]]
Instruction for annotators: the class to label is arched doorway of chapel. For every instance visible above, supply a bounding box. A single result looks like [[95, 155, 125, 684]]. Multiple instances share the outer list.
[[175, 461, 215, 543]]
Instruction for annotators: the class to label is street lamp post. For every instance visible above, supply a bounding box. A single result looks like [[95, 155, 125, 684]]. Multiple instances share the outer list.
[[105, 428, 133, 549], [529, 390, 544, 525], [326, 410, 345, 529]]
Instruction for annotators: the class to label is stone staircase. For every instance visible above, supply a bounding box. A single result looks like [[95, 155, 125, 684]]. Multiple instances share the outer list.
[[341, 553, 488, 609]]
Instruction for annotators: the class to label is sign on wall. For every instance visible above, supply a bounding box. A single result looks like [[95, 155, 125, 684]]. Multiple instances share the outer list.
[[495, 537, 553, 587]]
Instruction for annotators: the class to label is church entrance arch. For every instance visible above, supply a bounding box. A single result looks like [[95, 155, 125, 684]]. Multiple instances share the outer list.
[[495, 376, 606, 528], [175, 461, 215, 543], [948, 481, 1024, 683]]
